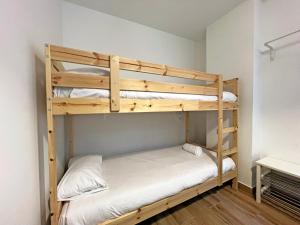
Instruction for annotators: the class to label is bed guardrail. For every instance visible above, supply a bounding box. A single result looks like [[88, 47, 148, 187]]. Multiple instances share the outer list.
[[48, 44, 222, 112]]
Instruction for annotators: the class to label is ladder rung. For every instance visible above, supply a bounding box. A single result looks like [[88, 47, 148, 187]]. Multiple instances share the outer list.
[[223, 126, 238, 134], [223, 147, 237, 156], [223, 107, 238, 111]]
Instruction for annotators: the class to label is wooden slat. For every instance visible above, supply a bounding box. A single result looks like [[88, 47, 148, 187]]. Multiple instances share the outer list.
[[223, 126, 238, 134], [45, 45, 59, 225], [100, 178, 218, 225], [223, 147, 237, 156], [121, 78, 218, 95], [217, 76, 224, 186], [57, 201, 62, 221], [223, 102, 238, 110], [110, 55, 120, 111], [49, 45, 218, 82], [222, 169, 238, 183], [52, 61, 65, 72], [52, 72, 218, 95], [52, 72, 110, 89], [224, 78, 239, 96], [52, 98, 238, 115], [51, 50, 109, 67]]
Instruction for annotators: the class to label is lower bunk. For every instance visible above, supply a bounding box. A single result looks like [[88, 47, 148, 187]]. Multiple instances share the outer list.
[[59, 145, 237, 225]]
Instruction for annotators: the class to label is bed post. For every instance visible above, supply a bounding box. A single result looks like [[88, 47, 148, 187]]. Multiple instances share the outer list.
[[185, 112, 190, 143], [110, 55, 120, 112], [45, 44, 59, 225], [231, 79, 239, 190], [223, 78, 239, 190], [217, 75, 223, 186]]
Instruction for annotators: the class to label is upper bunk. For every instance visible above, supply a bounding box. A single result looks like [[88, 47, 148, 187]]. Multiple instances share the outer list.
[[45, 44, 239, 115]]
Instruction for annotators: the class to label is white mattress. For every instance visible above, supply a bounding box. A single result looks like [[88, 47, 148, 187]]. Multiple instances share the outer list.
[[59, 146, 236, 225], [54, 88, 237, 102]]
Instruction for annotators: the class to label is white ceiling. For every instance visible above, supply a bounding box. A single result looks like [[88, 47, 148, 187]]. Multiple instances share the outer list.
[[66, 0, 245, 41]]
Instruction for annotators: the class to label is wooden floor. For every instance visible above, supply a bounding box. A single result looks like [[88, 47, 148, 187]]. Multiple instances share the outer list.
[[140, 185, 300, 225]]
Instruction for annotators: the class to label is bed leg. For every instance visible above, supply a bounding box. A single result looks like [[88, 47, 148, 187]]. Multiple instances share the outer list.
[[232, 177, 238, 190], [256, 164, 261, 203]]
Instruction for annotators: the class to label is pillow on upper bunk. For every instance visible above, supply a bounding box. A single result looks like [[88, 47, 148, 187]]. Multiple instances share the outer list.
[[223, 91, 238, 102], [182, 143, 203, 156], [57, 155, 107, 201]]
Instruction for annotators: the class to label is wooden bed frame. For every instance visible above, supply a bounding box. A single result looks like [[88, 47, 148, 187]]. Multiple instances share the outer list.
[[45, 44, 239, 225]]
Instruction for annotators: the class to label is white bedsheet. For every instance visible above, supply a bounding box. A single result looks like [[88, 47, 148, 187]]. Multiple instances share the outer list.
[[59, 146, 235, 225], [54, 87, 237, 102]]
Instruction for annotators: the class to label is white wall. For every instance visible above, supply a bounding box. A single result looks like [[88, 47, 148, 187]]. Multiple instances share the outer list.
[[253, 0, 300, 173], [62, 2, 207, 157], [0, 1, 62, 225], [206, 0, 255, 187], [195, 37, 206, 71], [206, 0, 300, 187]]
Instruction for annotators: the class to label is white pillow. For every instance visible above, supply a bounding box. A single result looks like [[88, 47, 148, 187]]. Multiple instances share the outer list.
[[57, 155, 107, 201], [182, 143, 203, 156], [223, 91, 237, 102], [67, 67, 110, 76]]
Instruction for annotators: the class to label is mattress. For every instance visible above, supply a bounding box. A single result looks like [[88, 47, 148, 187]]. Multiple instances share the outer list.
[[59, 146, 236, 225], [54, 87, 237, 102]]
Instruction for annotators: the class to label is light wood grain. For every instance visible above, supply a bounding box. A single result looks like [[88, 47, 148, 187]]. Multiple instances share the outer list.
[[110, 55, 120, 111], [52, 98, 238, 115], [222, 169, 238, 183], [52, 72, 110, 89], [224, 78, 239, 96], [45, 45, 59, 225], [45, 45, 240, 225], [52, 61, 65, 72], [223, 126, 238, 134], [141, 185, 300, 225], [52, 72, 218, 95], [49, 45, 218, 82]]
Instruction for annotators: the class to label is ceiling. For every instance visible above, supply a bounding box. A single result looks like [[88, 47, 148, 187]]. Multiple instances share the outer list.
[[66, 0, 245, 41]]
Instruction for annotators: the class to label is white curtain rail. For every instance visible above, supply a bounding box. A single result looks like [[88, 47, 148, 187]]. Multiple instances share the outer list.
[[264, 29, 300, 61]]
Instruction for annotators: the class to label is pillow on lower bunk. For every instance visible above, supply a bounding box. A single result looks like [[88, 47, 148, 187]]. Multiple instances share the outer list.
[[57, 155, 107, 201], [182, 143, 203, 156]]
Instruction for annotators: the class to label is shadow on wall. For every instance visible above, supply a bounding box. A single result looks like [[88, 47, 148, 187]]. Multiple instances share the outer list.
[[206, 111, 232, 150], [251, 165, 257, 188], [35, 50, 68, 225], [260, 39, 300, 59], [34, 54, 50, 225]]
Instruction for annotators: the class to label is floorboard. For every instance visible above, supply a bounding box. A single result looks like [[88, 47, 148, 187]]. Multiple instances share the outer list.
[[140, 185, 299, 225]]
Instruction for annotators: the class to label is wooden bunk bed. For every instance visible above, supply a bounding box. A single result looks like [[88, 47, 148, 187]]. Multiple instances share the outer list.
[[45, 44, 239, 225]]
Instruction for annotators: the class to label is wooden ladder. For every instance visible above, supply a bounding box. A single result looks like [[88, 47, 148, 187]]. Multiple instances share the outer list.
[[217, 77, 239, 189]]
